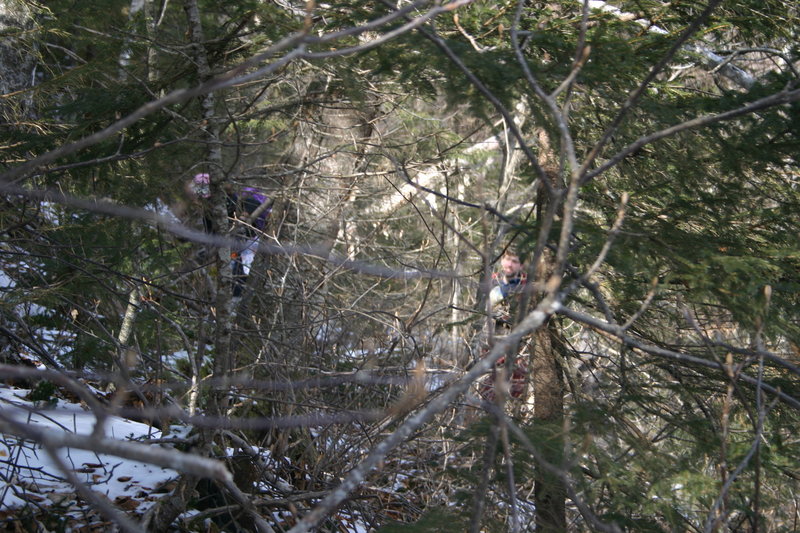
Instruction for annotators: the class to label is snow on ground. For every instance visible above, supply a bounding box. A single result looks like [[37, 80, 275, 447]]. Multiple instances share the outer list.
[[0, 385, 177, 515], [0, 270, 13, 290], [0, 384, 371, 531]]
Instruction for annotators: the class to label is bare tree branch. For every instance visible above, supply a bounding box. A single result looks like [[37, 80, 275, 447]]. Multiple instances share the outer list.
[[0, 182, 455, 279], [0, 412, 234, 482], [287, 296, 563, 532], [557, 307, 800, 409], [581, 87, 800, 184]]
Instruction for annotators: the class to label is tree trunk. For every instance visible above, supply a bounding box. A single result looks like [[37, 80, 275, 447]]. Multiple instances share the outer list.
[[531, 131, 567, 531], [144, 2, 228, 529], [531, 322, 566, 531], [183, 0, 233, 414]]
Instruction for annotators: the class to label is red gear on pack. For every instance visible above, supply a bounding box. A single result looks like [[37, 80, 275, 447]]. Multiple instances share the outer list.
[[478, 356, 528, 402]]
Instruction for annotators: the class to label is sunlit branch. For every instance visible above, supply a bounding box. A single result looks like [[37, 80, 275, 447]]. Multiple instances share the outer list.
[[0, 182, 454, 279]]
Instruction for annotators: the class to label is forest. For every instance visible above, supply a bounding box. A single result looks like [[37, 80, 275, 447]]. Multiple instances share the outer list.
[[1, 0, 799, 531]]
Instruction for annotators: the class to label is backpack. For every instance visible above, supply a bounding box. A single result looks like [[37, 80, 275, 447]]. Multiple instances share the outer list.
[[237, 187, 270, 230]]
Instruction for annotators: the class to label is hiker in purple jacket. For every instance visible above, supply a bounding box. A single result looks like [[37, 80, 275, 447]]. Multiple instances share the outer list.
[[231, 187, 271, 295], [186, 174, 271, 295]]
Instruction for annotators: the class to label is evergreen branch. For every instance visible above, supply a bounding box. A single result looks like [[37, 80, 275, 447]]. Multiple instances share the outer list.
[[582, 87, 800, 184], [703, 359, 777, 533], [0, 1, 474, 183], [510, 0, 582, 177], [484, 403, 624, 533], [578, 0, 726, 179], [303, 0, 479, 60], [587, 0, 757, 89], [0, 38, 305, 183], [557, 306, 800, 410]]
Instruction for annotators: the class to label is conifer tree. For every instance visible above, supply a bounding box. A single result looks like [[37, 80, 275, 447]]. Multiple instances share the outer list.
[[1, 1, 799, 531]]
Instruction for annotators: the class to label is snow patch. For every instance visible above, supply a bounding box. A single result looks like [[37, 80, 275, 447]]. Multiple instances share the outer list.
[[0, 385, 176, 513]]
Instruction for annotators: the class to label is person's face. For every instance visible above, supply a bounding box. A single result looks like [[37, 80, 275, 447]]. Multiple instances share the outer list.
[[187, 174, 211, 199], [501, 255, 522, 277], [189, 180, 210, 199]]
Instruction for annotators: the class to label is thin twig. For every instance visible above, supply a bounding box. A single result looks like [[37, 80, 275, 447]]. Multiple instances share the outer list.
[[558, 307, 800, 410], [286, 296, 563, 532], [581, 87, 800, 185], [0, 413, 233, 482]]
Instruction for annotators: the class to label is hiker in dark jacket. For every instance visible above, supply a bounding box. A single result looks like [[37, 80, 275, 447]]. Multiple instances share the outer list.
[[230, 187, 271, 295], [479, 249, 529, 401], [489, 250, 527, 328], [186, 174, 271, 296]]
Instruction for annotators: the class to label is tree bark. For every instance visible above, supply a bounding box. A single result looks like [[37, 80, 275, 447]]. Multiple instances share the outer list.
[[183, 0, 233, 414], [531, 322, 566, 532], [531, 131, 567, 531], [144, 2, 230, 529]]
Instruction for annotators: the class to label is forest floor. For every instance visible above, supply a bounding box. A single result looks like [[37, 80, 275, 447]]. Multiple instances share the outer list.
[[0, 379, 179, 531]]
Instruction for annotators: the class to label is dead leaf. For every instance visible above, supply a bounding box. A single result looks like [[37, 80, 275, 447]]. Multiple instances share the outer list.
[[114, 496, 141, 511]]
